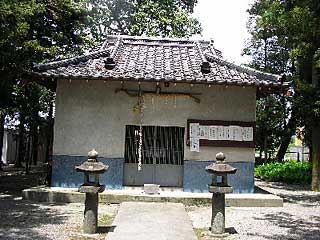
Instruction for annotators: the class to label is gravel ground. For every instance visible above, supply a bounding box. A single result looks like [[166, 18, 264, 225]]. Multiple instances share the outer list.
[[1, 168, 320, 240], [186, 179, 320, 240], [0, 196, 119, 240], [0, 167, 119, 240]]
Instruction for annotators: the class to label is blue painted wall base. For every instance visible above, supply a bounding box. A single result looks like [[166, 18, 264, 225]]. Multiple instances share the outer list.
[[52, 155, 124, 189], [52, 155, 254, 193], [183, 160, 254, 193]]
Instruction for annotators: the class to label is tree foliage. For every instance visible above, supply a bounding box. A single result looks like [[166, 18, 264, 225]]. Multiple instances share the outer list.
[[0, 0, 90, 115], [0, 0, 90, 168], [244, 3, 292, 161], [255, 94, 288, 160], [0, 0, 89, 71], [86, 0, 201, 40], [245, 0, 320, 190]]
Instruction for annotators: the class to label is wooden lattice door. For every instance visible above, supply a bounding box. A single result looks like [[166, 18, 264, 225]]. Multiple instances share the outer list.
[[124, 125, 184, 187]]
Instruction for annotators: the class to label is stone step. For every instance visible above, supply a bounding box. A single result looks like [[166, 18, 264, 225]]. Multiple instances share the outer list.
[[123, 185, 183, 192], [22, 187, 283, 207]]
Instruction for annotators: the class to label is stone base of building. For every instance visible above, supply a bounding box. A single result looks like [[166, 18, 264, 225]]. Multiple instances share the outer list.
[[52, 155, 124, 189], [183, 160, 254, 193], [51, 155, 254, 193]]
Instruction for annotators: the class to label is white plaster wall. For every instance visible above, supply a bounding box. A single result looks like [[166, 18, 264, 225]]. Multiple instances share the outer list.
[[53, 80, 256, 162]]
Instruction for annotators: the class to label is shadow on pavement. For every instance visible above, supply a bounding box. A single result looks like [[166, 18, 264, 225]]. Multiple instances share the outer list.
[[252, 211, 320, 240], [278, 193, 320, 205], [98, 225, 116, 234], [225, 227, 238, 235], [0, 168, 45, 197], [255, 179, 320, 206], [0, 167, 67, 240], [0, 195, 68, 240], [254, 186, 272, 194]]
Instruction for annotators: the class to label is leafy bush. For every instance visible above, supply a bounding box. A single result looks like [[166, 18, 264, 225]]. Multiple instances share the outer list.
[[255, 161, 311, 184]]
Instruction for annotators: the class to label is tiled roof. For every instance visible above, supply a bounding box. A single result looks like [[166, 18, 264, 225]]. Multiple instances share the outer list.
[[32, 35, 282, 88]]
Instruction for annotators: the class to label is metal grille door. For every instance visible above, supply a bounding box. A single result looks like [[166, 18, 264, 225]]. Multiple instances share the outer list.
[[124, 125, 184, 187]]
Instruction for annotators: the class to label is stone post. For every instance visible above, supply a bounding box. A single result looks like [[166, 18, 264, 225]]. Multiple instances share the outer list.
[[211, 193, 225, 234], [83, 192, 99, 234]]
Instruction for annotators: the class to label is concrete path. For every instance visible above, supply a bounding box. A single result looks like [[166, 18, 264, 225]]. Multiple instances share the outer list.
[[106, 202, 197, 240]]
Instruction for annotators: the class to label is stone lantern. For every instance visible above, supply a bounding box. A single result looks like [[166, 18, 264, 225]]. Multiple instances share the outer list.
[[205, 152, 237, 237], [75, 149, 109, 234]]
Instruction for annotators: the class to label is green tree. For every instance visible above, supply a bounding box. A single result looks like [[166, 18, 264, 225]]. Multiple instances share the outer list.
[[86, 0, 135, 38], [0, 79, 14, 169], [245, 0, 320, 190], [255, 94, 289, 162], [0, 0, 90, 169], [12, 81, 53, 171], [86, 0, 201, 40], [244, 14, 292, 162]]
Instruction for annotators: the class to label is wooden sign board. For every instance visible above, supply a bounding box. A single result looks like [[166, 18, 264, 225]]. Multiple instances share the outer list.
[[187, 119, 256, 148]]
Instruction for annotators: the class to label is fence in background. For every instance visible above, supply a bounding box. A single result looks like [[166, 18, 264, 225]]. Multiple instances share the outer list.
[[1, 129, 50, 165], [285, 145, 310, 161]]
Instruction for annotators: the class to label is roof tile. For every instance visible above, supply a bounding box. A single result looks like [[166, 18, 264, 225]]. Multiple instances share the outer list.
[[32, 35, 282, 87]]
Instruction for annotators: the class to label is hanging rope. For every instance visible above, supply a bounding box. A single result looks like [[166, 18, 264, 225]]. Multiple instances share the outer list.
[[137, 86, 144, 171]]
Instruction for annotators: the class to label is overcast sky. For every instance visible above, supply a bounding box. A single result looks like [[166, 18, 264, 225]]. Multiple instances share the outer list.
[[193, 0, 254, 64]]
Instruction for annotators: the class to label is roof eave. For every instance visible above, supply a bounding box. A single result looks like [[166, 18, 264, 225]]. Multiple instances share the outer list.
[[32, 49, 110, 71], [29, 72, 283, 89]]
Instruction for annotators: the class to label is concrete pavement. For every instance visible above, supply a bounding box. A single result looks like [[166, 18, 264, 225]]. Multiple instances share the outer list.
[[106, 202, 197, 240]]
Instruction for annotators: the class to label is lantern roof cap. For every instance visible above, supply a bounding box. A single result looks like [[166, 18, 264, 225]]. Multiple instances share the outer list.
[[205, 152, 237, 175], [75, 161, 108, 173], [75, 149, 109, 173]]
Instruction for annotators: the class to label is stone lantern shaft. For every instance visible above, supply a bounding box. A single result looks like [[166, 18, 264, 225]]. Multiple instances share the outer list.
[[211, 193, 226, 234]]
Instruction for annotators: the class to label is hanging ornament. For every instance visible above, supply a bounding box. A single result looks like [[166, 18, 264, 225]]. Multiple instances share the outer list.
[[138, 123, 143, 171], [151, 96, 155, 112], [137, 86, 144, 171]]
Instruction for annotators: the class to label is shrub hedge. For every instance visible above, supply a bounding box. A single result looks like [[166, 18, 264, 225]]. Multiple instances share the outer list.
[[254, 160, 311, 184]]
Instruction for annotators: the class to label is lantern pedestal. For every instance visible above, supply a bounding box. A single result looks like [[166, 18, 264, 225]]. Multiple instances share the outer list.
[[211, 193, 227, 236], [80, 186, 104, 234], [83, 192, 99, 234]]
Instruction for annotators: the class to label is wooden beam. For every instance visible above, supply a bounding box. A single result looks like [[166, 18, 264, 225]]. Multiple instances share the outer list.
[[115, 88, 201, 103]]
